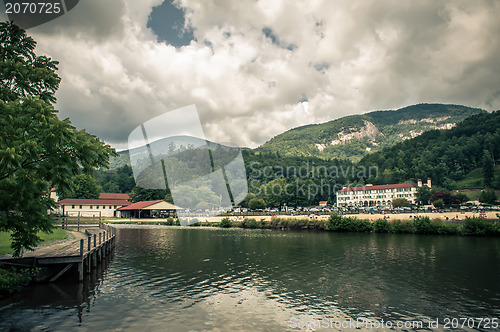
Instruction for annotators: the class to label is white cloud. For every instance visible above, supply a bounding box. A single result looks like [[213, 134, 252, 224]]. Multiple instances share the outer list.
[[11, 0, 500, 150]]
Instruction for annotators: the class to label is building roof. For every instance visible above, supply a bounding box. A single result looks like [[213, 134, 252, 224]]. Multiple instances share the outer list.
[[99, 193, 131, 200], [117, 200, 162, 210], [58, 198, 131, 206], [338, 183, 417, 193], [117, 200, 183, 211]]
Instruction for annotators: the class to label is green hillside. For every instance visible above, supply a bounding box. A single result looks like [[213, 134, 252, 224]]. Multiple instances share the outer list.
[[256, 103, 486, 161], [358, 111, 500, 189]]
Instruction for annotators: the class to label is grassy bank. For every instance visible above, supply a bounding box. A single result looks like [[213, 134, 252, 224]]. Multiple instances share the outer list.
[[0, 228, 68, 256], [1, 228, 68, 295]]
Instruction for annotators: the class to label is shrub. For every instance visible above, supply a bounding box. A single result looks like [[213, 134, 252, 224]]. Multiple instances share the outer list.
[[219, 217, 232, 228], [413, 216, 437, 234], [165, 217, 174, 225], [325, 213, 349, 231], [348, 217, 373, 232], [392, 219, 413, 233], [242, 218, 258, 229], [325, 214, 372, 232], [492, 221, 500, 235], [373, 219, 391, 233], [0, 267, 37, 294], [434, 222, 459, 235], [460, 218, 493, 236]]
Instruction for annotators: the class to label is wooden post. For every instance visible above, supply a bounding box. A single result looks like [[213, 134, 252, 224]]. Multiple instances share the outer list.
[[103, 231, 106, 257], [87, 236, 91, 251], [78, 239, 84, 282], [93, 234, 96, 248]]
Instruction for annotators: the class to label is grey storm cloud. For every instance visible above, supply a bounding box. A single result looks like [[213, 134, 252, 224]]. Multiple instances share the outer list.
[[2, 0, 499, 150]]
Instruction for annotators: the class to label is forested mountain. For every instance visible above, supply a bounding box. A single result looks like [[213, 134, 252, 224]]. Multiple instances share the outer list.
[[358, 111, 500, 189], [256, 104, 486, 161], [97, 104, 498, 206]]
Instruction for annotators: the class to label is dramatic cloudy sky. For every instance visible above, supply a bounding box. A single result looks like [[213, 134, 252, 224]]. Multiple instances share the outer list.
[[2, 0, 500, 150]]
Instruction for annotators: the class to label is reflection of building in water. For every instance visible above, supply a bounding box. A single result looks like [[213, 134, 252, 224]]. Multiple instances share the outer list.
[[336, 178, 431, 207]]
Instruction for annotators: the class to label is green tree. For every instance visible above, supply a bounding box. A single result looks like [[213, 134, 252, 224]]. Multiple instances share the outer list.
[[455, 192, 470, 203], [263, 178, 287, 208], [416, 186, 432, 205], [130, 186, 167, 202], [392, 198, 410, 208], [0, 22, 115, 256], [479, 189, 497, 205], [0, 22, 60, 103], [248, 198, 266, 210], [432, 199, 444, 209], [70, 174, 101, 199], [482, 150, 494, 188]]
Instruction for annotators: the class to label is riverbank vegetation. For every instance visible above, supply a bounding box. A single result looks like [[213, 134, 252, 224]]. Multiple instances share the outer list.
[[199, 214, 500, 236], [110, 214, 500, 236], [0, 266, 38, 295]]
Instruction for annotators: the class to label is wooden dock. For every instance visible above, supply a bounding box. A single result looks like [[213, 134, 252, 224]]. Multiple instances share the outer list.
[[0, 225, 116, 282]]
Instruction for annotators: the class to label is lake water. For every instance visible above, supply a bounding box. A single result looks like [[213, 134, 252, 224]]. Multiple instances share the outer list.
[[1, 226, 499, 331]]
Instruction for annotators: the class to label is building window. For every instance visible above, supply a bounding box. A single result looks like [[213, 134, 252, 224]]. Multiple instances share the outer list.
[[90, 205, 93, 209], [71, 205, 75, 209], [79, 205, 82, 209]]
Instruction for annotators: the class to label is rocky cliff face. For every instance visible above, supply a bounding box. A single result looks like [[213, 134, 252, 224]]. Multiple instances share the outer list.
[[330, 120, 383, 147], [254, 103, 487, 161]]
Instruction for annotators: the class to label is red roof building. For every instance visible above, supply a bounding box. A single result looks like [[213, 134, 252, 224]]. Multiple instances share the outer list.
[[117, 200, 182, 218], [336, 178, 431, 207], [58, 198, 131, 217], [99, 193, 131, 200]]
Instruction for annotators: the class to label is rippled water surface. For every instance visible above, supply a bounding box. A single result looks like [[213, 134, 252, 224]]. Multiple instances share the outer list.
[[1, 226, 499, 331]]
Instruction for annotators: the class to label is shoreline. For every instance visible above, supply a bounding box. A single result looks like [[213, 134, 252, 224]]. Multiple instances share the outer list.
[[103, 213, 500, 237], [103, 211, 499, 224]]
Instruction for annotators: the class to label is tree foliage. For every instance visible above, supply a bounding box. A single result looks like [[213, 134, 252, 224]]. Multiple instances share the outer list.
[[429, 191, 460, 206], [482, 150, 494, 188], [392, 198, 410, 208], [0, 22, 60, 103], [479, 189, 497, 205], [359, 111, 500, 189], [248, 198, 266, 210], [257, 103, 485, 162], [416, 186, 432, 205], [0, 22, 115, 256], [69, 174, 101, 199]]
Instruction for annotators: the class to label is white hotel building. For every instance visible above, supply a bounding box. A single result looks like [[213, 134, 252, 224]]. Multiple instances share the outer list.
[[336, 178, 431, 207]]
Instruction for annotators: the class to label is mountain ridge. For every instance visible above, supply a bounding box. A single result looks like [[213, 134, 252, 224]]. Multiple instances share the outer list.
[[109, 103, 487, 169], [255, 103, 486, 161]]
